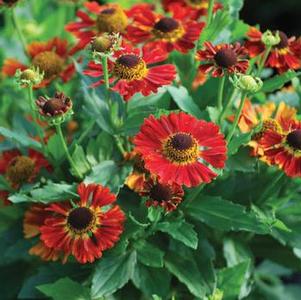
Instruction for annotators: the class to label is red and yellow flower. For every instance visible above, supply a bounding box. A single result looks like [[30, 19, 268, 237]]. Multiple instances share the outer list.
[[40, 183, 125, 264], [126, 5, 204, 53], [245, 27, 301, 73], [162, 0, 223, 20], [140, 177, 184, 212], [2, 37, 76, 87], [0, 0, 19, 7], [23, 204, 63, 262], [83, 43, 176, 101], [196, 42, 249, 77], [134, 112, 227, 187]]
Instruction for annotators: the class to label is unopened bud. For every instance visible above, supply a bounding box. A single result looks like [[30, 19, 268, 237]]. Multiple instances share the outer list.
[[261, 30, 281, 47]]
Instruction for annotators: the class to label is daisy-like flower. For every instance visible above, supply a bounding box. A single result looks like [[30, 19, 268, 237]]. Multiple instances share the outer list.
[[0, 0, 19, 7], [40, 183, 125, 264], [2, 37, 76, 87], [196, 42, 249, 77], [162, 0, 223, 20], [134, 112, 227, 187], [65, 2, 139, 54], [83, 43, 176, 101], [258, 118, 301, 177], [36, 92, 73, 125], [126, 4, 204, 54], [23, 204, 63, 262], [140, 178, 184, 212], [245, 27, 301, 73]]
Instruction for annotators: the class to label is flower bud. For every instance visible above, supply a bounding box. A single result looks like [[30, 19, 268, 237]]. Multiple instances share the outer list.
[[230, 74, 263, 93], [209, 289, 224, 300], [261, 30, 281, 47], [15, 67, 44, 87], [91, 33, 122, 58]]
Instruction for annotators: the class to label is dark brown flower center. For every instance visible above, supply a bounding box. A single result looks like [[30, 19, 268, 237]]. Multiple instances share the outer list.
[[6, 156, 35, 185], [170, 133, 194, 150], [154, 17, 179, 33], [32, 51, 64, 79], [286, 130, 301, 150], [101, 8, 116, 15], [117, 54, 140, 68], [42, 98, 66, 115], [214, 48, 238, 68], [67, 207, 94, 232], [274, 31, 289, 49], [150, 183, 172, 202]]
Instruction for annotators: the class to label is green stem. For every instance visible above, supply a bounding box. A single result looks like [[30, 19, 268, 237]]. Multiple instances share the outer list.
[[226, 92, 247, 142], [257, 172, 285, 203], [207, 0, 215, 25], [28, 87, 47, 153], [11, 8, 28, 57], [219, 88, 238, 123], [257, 45, 272, 76], [114, 135, 126, 156], [55, 124, 82, 179], [217, 75, 226, 112], [101, 56, 110, 91], [70, 119, 95, 150]]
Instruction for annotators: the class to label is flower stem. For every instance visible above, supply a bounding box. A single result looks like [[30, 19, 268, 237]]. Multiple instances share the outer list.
[[256, 45, 272, 76], [207, 0, 215, 25], [11, 8, 28, 57], [217, 75, 226, 112], [28, 87, 47, 153], [101, 56, 110, 91], [226, 92, 247, 142], [55, 124, 82, 179], [114, 135, 126, 156], [219, 87, 238, 124]]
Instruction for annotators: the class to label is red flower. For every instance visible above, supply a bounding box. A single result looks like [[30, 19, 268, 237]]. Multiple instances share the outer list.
[[245, 27, 301, 73], [2, 38, 76, 87], [134, 112, 227, 187], [126, 5, 204, 53], [258, 119, 301, 177], [162, 0, 223, 20], [65, 2, 144, 54], [83, 43, 176, 101], [40, 183, 125, 264], [23, 204, 63, 262], [140, 177, 184, 212], [0, 148, 51, 195], [196, 42, 249, 77]]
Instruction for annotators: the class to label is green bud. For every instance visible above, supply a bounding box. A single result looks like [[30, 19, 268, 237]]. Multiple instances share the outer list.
[[231, 74, 263, 93], [261, 30, 281, 46]]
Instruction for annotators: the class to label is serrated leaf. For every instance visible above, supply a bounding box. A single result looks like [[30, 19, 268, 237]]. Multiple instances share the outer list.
[[185, 195, 270, 234], [47, 134, 65, 161], [156, 220, 198, 249], [167, 86, 203, 118], [91, 251, 137, 298], [135, 240, 164, 268], [37, 277, 90, 300]]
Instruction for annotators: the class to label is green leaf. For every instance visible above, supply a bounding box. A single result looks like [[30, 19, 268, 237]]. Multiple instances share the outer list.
[[156, 219, 198, 249], [167, 86, 203, 118], [47, 134, 65, 161], [91, 251, 137, 298], [206, 106, 220, 123], [84, 160, 133, 193], [217, 261, 250, 300], [260, 70, 299, 93], [132, 263, 171, 299], [185, 195, 270, 234], [165, 252, 206, 298], [37, 277, 90, 300], [71, 145, 91, 176], [134, 240, 164, 268], [226, 147, 256, 173], [228, 132, 252, 155], [0, 127, 41, 150]]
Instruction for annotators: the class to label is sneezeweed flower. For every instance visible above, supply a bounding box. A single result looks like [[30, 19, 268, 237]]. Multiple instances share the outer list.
[[2, 38, 76, 88], [15, 67, 44, 87], [162, 0, 223, 19], [126, 5, 204, 53], [36, 92, 73, 125], [245, 27, 301, 73], [196, 42, 249, 77], [23, 204, 63, 262], [140, 178, 184, 212], [40, 183, 125, 264], [230, 74, 263, 93], [91, 32, 122, 58], [258, 118, 301, 177], [83, 43, 176, 101], [66, 2, 132, 54], [134, 112, 227, 187]]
